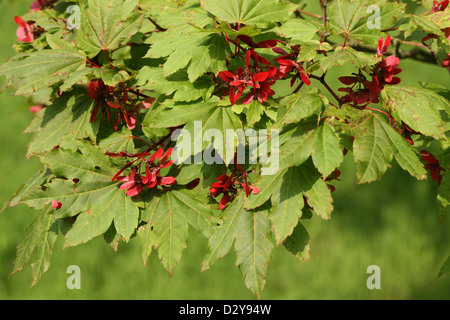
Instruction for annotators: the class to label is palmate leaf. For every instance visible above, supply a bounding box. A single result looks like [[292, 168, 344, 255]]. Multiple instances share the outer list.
[[382, 85, 450, 140], [319, 46, 380, 72], [246, 161, 333, 222], [269, 166, 305, 245], [136, 67, 214, 102], [11, 204, 58, 287], [0, 49, 86, 95], [145, 25, 229, 81], [144, 97, 244, 165], [139, 189, 219, 274], [201, 194, 274, 297], [200, 0, 297, 26], [20, 141, 142, 245], [312, 122, 344, 178], [76, 0, 144, 58], [24, 89, 99, 158], [283, 221, 310, 262], [353, 113, 427, 184], [328, 0, 405, 44], [273, 92, 324, 130]]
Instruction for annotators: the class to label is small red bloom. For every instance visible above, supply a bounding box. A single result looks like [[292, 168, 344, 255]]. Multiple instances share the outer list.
[[110, 147, 176, 197], [420, 150, 445, 185], [29, 104, 44, 114], [377, 35, 391, 57], [209, 159, 260, 209], [432, 0, 449, 12], [30, 0, 49, 12], [52, 200, 62, 210], [15, 16, 34, 42]]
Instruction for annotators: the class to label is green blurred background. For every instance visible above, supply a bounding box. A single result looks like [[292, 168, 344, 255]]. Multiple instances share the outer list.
[[0, 0, 449, 300]]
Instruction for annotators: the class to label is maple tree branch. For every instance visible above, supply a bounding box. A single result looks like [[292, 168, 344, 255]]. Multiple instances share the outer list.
[[296, 8, 323, 20], [310, 74, 342, 105], [319, 0, 328, 27], [337, 39, 438, 65]]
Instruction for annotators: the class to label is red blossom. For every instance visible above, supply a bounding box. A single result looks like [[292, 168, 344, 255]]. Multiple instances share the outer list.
[[338, 36, 401, 107], [209, 159, 260, 210], [377, 35, 391, 57], [15, 16, 34, 42], [432, 0, 449, 12], [52, 200, 62, 210], [217, 48, 286, 105], [110, 147, 176, 197], [30, 0, 49, 12], [420, 150, 445, 185]]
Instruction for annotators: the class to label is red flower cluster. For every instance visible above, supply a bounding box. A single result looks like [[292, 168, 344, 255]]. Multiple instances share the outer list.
[[107, 148, 176, 197], [338, 35, 401, 106], [274, 45, 311, 87], [88, 80, 153, 131], [209, 161, 260, 210], [218, 48, 284, 105], [217, 36, 311, 106], [420, 151, 445, 185]]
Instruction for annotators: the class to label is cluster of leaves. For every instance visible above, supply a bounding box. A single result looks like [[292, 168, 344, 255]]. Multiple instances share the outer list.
[[1, 0, 449, 296]]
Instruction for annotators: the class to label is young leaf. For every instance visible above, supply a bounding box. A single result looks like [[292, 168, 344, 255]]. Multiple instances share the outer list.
[[328, 0, 405, 44], [76, 0, 144, 58], [200, 0, 297, 26], [312, 122, 344, 178], [270, 166, 305, 245], [145, 26, 228, 81], [11, 205, 58, 287], [273, 92, 323, 129], [0, 49, 86, 95], [353, 114, 427, 184], [283, 221, 310, 262], [234, 206, 274, 297], [26, 90, 99, 158], [136, 67, 214, 102], [382, 85, 449, 140]]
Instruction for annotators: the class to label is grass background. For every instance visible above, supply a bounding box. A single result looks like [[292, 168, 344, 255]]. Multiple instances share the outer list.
[[0, 0, 449, 300]]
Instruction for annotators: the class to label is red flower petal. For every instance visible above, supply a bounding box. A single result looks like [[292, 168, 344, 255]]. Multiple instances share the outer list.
[[149, 149, 164, 162], [338, 76, 358, 85], [256, 39, 278, 48], [159, 176, 176, 186]]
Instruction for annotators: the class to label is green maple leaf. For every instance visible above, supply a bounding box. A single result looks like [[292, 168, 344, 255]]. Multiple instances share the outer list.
[[144, 97, 244, 165], [382, 85, 450, 141], [11, 204, 58, 287], [246, 161, 334, 223], [139, 189, 219, 274], [0, 49, 86, 95], [312, 122, 344, 178], [201, 194, 274, 297], [24, 89, 99, 158], [21, 142, 142, 245], [200, 0, 297, 26], [136, 67, 214, 102], [283, 221, 310, 262], [76, 0, 144, 58], [328, 0, 405, 44], [145, 25, 229, 81], [353, 113, 427, 184]]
